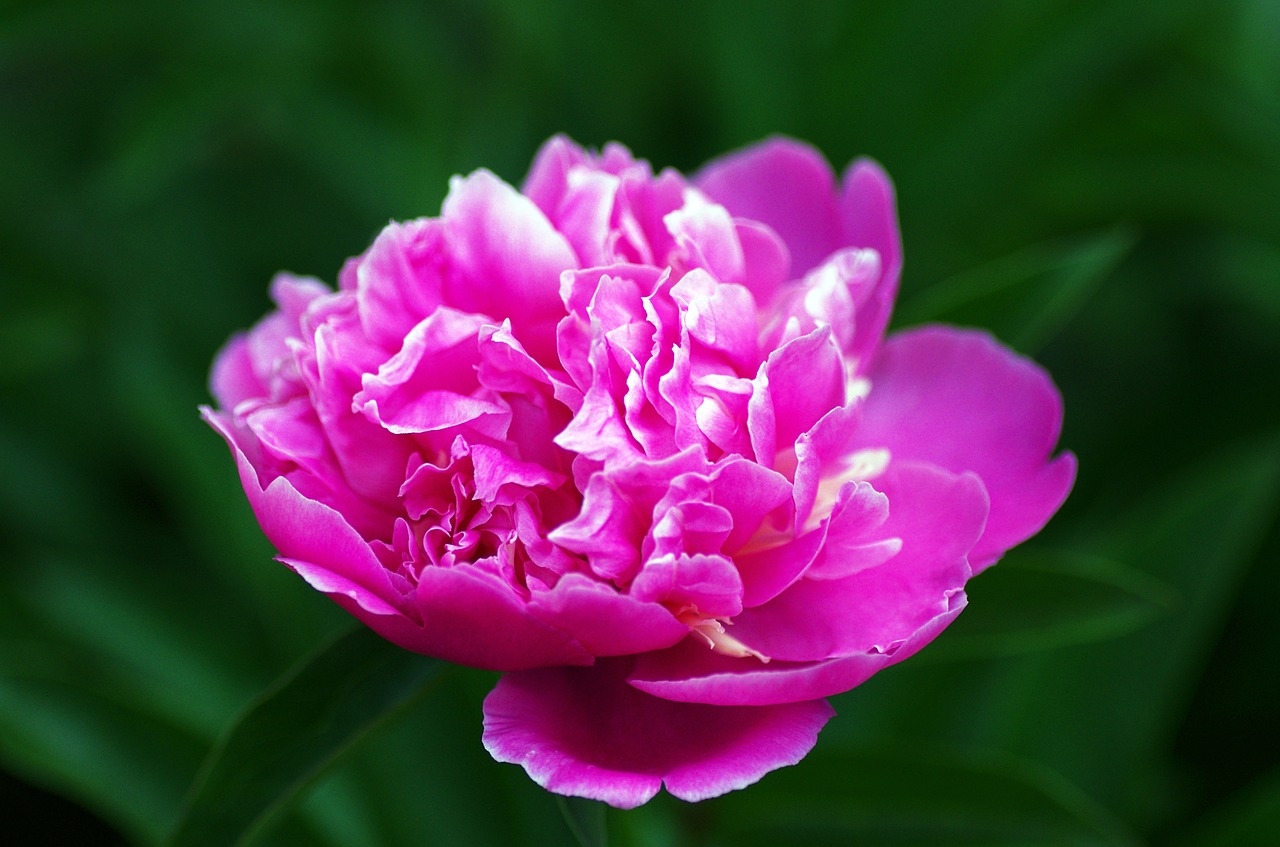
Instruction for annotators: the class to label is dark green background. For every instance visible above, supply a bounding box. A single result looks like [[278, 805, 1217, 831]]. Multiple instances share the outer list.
[[3, 1, 1278, 844]]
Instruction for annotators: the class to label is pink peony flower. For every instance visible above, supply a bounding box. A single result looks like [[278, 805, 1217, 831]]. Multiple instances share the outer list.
[[203, 136, 1075, 808]]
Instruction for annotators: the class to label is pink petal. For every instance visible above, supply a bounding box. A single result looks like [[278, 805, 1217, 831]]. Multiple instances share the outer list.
[[670, 269, 760, 375], [710, 457, 794, 553], [856, 326, 1076, 569], [522, 134, 591, 216], [202, 408, 404, 618], [209, 334, 260, 412], [548, 472, 646, 582], [760, 326, 845, 450], [302, 296, 413, 504], [532, 573, 688, 657], [734, 219, 792, 303], [839, 159, 902, 371], [441, 169, 579, 362], [627, 595, 966, 706], [665, 199, 746, 284], [729, 462, 986, 662], [630, 553, 744, 620], [355, 308, 511, 440], [210, 274, 329, 408], [695, 137, 843, 277], [345, 219, 448, 350], [482, 659, 835, 808], [468, 442, 565, 506], [404, 564, 594, 671]]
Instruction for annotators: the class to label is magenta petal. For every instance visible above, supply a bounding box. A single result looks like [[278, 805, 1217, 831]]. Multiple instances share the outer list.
[[409, 564, 593, 671], [665, 200, 746, 284], [532, 573, 688, 657], [522, 134, 590, 216], [762, 326, 845, 449], [857, 326, 1076, 569], [202, 408, 403, 617], [839, 159, 902, 370], [548, 472, 646, 582], [349, 219, 448, 350], [441, 169, 579, 359], [482, 659, 835, 808], [209, 335, 259, 412], [696, 137, 843, 276], [628, 596, 966, 706], [710, 457, 794, 553], [730, 463, 985, 662]]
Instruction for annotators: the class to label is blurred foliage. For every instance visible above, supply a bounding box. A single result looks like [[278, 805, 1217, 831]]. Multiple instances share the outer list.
[[1, 0, 1278, 844]]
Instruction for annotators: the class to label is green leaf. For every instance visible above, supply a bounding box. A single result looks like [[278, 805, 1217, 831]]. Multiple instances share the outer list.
[[166, 626, 448, 847], [711, 743, 1139, 846], [0, 673, 204, 845], [898, 227, 1135, 353], [559, 795, 609, 847], [1175, 768, 1280, 847], [992, 433, 1280, 814], [927, 550, 1176, 661]]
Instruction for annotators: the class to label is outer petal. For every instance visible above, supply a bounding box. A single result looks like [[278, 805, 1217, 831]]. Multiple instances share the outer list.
[[627, 595, 965, 706], [404, 565, 593, 671], [207, 408, 589, 671], [695, 137, 842, 277], [482, 659, 835, 808], [202, 408, 404, 618], [729, 462, 986, 662], [856, 326, 1076, 569]]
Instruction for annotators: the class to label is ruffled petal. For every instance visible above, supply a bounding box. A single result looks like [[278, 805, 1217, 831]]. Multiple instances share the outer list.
[[760, 326, 845, 450], [856, 326, 1076, 569], [532, 573, 688, 657], [839, 159, 901, 370], [695, 137, 842, 277], [405, 564, 593, 671], [627, 595, 965, 706], [729, 462, 986, 662], [482, 659, 835, 808], [202, 408, 404, 618], [346, 219, 448, 350], [441, 169, 580, 361]]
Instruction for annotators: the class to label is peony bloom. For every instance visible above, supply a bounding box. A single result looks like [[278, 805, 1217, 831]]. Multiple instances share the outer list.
[[203, 136, 1075, 808]]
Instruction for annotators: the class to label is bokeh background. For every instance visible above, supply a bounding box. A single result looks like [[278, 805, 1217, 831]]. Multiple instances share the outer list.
[[3, 1, 1278, 844]]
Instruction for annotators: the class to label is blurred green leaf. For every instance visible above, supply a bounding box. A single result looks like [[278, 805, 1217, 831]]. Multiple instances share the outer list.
[[928, 550, 1175, 660], [294, 770, 383, 847], [559, 796, 609, 847], [1174, 768, 1280, 847], [898, 226, 1135, 353], [996, 433, 1280, 817], [0, 673, 203, 845], [9, 553, 256, 740], [711, 743, 1139, 846], [166, 626, 446, 847]]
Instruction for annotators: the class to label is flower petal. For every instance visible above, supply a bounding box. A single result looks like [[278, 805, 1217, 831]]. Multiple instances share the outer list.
[[404, 564, 594, 671], [441, 169, 579, 361], [729, 462, 985, 662], [839, 159, 902, 370], [482, 659, 835, 808], [856, 326, 1076, 569], [202, 408, 403, 618], [696, 137, 842, 277], [627, 595, 965, 706], [532, 573, 688, 657]]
